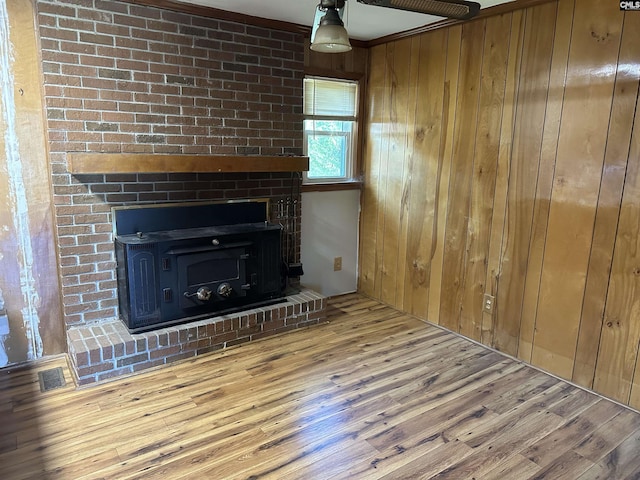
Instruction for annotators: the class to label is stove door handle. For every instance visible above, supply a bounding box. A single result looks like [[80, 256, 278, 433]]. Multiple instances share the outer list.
[[184, 286, 213, 301], [217, 283, 233, 298]]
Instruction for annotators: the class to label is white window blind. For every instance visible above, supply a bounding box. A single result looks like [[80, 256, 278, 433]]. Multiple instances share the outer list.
[[304, 77, 358, 120]]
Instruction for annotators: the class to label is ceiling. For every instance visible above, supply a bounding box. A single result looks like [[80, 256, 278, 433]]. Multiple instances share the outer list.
[[174, 0, 515, 41]]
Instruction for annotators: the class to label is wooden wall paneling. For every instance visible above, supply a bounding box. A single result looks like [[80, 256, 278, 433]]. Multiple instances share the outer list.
[[427, 26, 461, 326], [631, 177, 640, 409], [360, 0, 640, 409], [402, 29, 448, 319], [372, 44, 394, 299], [0, 3, 28, 361], [517, 0, 574, 363], [531, 0, 624, 378], [394, 37, 421, 311], [595, 90, 640, 406], [481, 10, 525, 346], [331, 50, 348, 74], [574, 11, 640, 389], [351, 48, 370, 76], [458, 14, 511, 342], [335, 46, 368, 75], [438, 19, 486, 333], [0, 0, 65, 361], [492, 3, 557, 356], [358, 45, 387, 296], [304, 41, 369, 77], [380, 40, 413, 306]]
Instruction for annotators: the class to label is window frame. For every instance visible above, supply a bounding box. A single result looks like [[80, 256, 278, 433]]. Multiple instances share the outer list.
[[303, 120, 355, 183], [302, 76, 360, 186]]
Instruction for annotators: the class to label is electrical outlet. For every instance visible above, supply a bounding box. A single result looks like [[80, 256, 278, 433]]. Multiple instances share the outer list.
[[333, 256, 342, 271], [483, 293, 495, 314]]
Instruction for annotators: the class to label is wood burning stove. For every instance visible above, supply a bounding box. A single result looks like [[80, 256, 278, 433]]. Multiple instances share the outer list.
[[113, 201, 284, 333]]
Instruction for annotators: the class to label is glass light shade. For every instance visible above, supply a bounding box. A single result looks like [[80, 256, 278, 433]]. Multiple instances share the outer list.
[[310, 24, 352, 53]]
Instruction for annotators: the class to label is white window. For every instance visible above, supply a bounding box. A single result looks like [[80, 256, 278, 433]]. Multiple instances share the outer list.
[[303, 77, 358, 183]]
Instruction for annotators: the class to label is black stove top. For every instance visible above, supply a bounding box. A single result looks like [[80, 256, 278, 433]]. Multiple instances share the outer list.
[[116, 222, 281, 245]]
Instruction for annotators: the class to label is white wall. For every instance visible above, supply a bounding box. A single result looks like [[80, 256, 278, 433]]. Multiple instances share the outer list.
[[300, 189, 360, 297]]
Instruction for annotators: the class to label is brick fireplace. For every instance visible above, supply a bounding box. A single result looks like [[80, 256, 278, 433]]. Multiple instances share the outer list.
[[36, 0, 327, 383]]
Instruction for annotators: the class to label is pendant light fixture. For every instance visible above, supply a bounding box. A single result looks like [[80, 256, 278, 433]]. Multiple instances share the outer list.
[[310, 0, 352, 53], [310, 0, 482, 54]]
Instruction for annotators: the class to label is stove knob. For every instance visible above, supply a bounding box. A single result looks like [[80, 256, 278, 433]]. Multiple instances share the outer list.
[[217, 283, 233, 298], [212, 239, 220, 246], [196, 287, 212, 301]]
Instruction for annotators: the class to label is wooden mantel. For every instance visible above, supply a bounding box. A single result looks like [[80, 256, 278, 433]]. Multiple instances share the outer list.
[[67, 153, 309, 174]]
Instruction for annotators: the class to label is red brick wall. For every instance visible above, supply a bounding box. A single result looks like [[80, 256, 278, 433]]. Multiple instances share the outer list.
[[36, 0, 305, 326]]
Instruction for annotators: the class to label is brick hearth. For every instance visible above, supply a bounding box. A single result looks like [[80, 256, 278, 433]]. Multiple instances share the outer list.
[[67, 289, 326, 385]]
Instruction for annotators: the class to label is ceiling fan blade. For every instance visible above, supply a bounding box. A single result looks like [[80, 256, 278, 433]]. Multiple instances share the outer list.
[[356, 0, 481, 20]]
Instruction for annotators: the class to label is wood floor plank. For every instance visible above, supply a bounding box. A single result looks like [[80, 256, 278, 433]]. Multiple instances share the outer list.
[[172, 395, 394, 479], [521, 400, 624, 468], [1, 294, 639, 479], [378, 439, 475, 480], [576, 428, 640, 479], [481, 372, 559, 415], [351, 429, 452, 479], [386, 353, 516, 405], [257, 437, 379, 480], [446, 382, 571, 448], [480, 453, 541, 480], [573, 408, 640, 463], [431, 406, 566, 478], [365, 387, 500, 453], [545, 386, 601, 418], [527, 450, 595, 480]]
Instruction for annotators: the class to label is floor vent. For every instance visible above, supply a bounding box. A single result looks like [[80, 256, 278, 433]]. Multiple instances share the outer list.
[[38, 367, 66, 392]]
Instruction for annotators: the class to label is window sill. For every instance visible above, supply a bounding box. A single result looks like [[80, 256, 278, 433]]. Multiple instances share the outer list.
[[301, 180, 363, 193]]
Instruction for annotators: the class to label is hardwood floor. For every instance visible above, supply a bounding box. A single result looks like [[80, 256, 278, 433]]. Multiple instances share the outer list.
[[2, 294, 640, 479]]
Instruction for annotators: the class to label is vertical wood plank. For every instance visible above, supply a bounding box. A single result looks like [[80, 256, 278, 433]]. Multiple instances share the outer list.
[[394, 36, 421, 311], [331, 51, 347, 72], [482, 10, 525, 346], [358, 45, 387, 296], [596, 92, 640, 405], [380, 38, 413, 307], [402, 30, 447, 319], [427, 26, 461, 325], [632, 207, 640, 410], [518, 0, 574, 363], [459, 14, 511, 341], [532, 0, 624, 378], [373, 44, 394, 299], [493, 2, 557, 356], [574, 11, 640, 389], [438, 19, 485, 333], [0, 0, 65, 360]]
